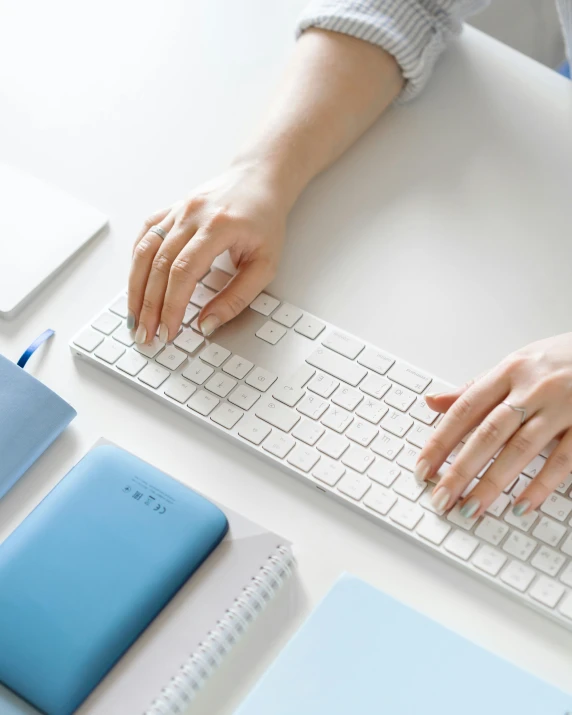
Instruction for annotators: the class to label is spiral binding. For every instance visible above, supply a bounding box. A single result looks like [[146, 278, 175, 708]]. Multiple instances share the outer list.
[[145, 545, 294, 715]]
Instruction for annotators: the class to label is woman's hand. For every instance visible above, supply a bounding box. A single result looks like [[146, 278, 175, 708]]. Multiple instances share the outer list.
[[415, 333, 572, 519], [127, 161, 287, 344]]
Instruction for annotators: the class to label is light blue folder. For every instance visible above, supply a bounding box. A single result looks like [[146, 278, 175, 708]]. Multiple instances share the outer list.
[[236, 574, 572, 715]]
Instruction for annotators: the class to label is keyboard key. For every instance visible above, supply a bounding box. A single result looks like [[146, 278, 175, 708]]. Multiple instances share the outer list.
[[529, 576, 565, 609], [245, 367, 277, 392], [112, 324, 135, 347], [205, 373, 237, 398], [359, 373, 391, 400], [345, 419, 377, 447], [109, 294, 128, 318], [443, 530, 479, 560], [367, 459, 400, 487], [523, 454, 546, 478], [447, 504, 478, 531], [420, 486, 446, 515], [284, 364, 316, 389], [200, 343, 231, 367], [164, 376, 196, 403], [272, 302, 303, 328], [272, 384, 304, 407], [174, 328, 204, 354], [337, 472, 371, 500], [308, 373, 339, 398], [188, 390, 219, 416], [294, 315, 325, 339], [190, 284, 216, 308], [116, 351, 147, 376], [255, 399, 300, 432], [416, 513, 451, 545], [92, 311, 122, 335], [156, 345, 187, 370], [560, 532, 572, 557], [389, 500, 424, 530], [560, 562, 572, 586], [486, 493, 511, 518], [73, 327, 104, 352], [306, 348, 367, 387], [223, 354, 254, 380], [384, 385, 416, 412], [287, 445, 320, 473], [532, 516, 566, 547], [297, 394, 329, 420], [510, 475, 531, 500], [396, 445, 421, 473], [541, 493, 572, 522], [370, 430, 404, 460], [182, 359, 214, 385], [363, 485, 397, 516], [250, 293, 280, 316], [322, 330, 364, 359], [357, 347, 394, 375], [182, 304, 200, 326], [472, 545, 507, 576], [355, 396, 387, 424], [475, 516, 509, 546], [134, 336, 163, 358], [228, 384, 260, 410], [238, 416, 271, 445], [210, 403, 244, 429], [504, 508, 538, 532], [380, 409, 413, 438], [256, 320, 287, 345], [94, 339, 125, 364], [138, 363, 170, 389], [201, 269, 230, 292], [341, 445, 375, 473], [262, 431, 296, 458], [406, 423, 433, 449], [559, 593, 572, 620], [387, 363, 432, 394], [531, 545, 566, 576], [500, 560, 535, 592], [393, 471, 426, 501], [321, 405, 353, 433], [331, 385, 363, 411], [502, 532, 537, 561], [409, 398, 439, 425], [316, 432, 349, 459], [312, 458, 345, 486], [292, 419, 324, 446]]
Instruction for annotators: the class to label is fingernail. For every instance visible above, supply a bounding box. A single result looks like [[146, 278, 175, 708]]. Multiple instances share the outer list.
[[460, 497, 480, 519], [126, 311, 135, 330], [512, 500, 530, 517], [200, 315, 221, 337], [135, 324, 147, 344], [431, 486, 451, 512], [425, 392, 445, 400], [158, 323, 169, 344], [414, 458, 431, 483]]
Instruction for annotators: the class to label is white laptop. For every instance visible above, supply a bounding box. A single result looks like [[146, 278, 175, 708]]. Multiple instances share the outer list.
[[0, 164, 107, 319]]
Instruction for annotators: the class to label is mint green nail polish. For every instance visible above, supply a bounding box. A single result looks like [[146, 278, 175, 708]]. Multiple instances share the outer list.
[[126, 311, 135, 330], [460, 497, 480, 519], [512, 500, 530, 517]]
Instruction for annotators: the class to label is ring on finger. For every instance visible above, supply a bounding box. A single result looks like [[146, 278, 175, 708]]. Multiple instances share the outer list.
[[501, 401, 528, 425], [149, 225, 168, 240]]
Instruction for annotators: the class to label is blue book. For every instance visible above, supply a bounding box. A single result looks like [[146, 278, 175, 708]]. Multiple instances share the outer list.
[[236, 574, 572, 714]]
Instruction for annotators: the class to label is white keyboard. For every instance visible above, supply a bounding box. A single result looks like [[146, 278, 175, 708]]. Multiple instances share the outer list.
[[71, 265, 572, 630]]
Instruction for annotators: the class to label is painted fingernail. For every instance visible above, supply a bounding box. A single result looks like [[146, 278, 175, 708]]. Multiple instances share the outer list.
[[126, 311, 135, 330], [414, 458, 431, 483], [431, 486, 451, 512], [135, 324, 147, 344], [512, 500, 530, 517], [158, 323, 169, 344], [200, 315, 221, 337], [460, 497, 480, 519]]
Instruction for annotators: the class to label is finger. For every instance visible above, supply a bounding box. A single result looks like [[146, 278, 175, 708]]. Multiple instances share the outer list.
[[159, 228, 228, 341], [455, 414, 551, 518], [128, 212, 177, 337], [197, 257, 275, 336], [132, 208, 171, 253], [415, 369, 509, 483], [512, 425, 572, 516], [434, 402, 526, 513], [137, 218, 201, 344]]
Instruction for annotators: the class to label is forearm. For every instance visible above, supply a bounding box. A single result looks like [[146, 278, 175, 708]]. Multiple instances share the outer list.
[[233, 29, 403, 212]]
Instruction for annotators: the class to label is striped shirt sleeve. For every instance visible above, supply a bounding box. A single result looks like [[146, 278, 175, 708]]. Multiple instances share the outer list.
[[296, 0, 490, 100]]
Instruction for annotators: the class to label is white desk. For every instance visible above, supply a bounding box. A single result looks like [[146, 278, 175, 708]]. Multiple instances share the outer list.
[[1, 1, 572, 711]]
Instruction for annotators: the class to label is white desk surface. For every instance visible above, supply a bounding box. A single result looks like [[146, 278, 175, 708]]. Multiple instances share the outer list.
[[1, 0, 572, 711]]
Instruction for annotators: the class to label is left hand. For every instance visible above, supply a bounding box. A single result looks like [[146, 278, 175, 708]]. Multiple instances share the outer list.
[[414, 333, 572, 519]]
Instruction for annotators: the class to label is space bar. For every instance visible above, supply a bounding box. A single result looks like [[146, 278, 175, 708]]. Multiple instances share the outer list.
[[306, 348, 367, 387]]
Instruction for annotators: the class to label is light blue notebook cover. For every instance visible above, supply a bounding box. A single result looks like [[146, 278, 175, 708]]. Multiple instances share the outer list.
[[236, 574, 572, 715]]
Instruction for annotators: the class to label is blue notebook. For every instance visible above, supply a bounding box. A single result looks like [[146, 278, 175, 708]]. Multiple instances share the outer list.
[[236, 574, 572, 715]]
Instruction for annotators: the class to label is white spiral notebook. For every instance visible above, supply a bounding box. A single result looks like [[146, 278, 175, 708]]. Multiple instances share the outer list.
[[0, 444, 295, 715]]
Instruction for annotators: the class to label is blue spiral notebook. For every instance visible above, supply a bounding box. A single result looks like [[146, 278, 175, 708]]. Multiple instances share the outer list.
[[236, 574, 572, 715]]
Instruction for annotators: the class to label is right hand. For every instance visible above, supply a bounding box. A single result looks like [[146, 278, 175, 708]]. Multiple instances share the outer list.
[[127, 162, 287, 344]]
